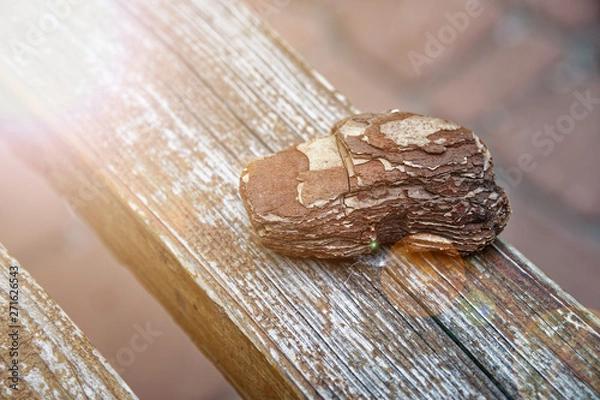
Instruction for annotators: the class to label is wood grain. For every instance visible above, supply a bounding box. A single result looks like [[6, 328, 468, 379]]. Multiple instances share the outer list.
[[0, 244, 137, 399], [1, 0, 598, 398]]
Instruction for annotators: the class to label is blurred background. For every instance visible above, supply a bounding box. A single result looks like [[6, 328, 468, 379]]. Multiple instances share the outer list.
[[0, 0, 598, 399]]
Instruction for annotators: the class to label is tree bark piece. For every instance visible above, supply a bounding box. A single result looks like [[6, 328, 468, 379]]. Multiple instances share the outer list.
[[240, 111, 510, 258]]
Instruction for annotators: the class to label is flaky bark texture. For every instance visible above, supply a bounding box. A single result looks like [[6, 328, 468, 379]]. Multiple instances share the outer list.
[[240, 111, 510, 258]]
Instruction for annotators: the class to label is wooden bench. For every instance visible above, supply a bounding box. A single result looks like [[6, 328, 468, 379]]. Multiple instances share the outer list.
[[1, 0, 598, 398], [0, 246, 137, 398]]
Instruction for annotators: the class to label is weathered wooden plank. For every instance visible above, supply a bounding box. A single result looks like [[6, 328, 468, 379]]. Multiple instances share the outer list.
[[1, 0, 598, 398], [0, 244, 137, 399]]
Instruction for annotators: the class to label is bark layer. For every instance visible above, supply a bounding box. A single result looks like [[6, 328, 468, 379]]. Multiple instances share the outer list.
[[240, 111, 510, 258]]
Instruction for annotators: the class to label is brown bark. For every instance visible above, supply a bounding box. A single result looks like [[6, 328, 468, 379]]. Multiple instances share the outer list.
[[240, 110, 510, 258]]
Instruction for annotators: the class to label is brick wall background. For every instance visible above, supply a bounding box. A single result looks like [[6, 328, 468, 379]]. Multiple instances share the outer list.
[[0, 1, 597, 399]]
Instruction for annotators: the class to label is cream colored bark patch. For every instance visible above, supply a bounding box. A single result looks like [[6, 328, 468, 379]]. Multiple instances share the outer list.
[[381, 115, 460, 147], [338, 119, 368, 138], [297, 135, 343, 171]]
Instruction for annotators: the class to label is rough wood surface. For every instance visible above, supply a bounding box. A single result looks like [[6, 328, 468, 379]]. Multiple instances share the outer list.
[[240, 110, 510, 258], [0, 244, 137, 399], [1, 0, 598, 398]]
